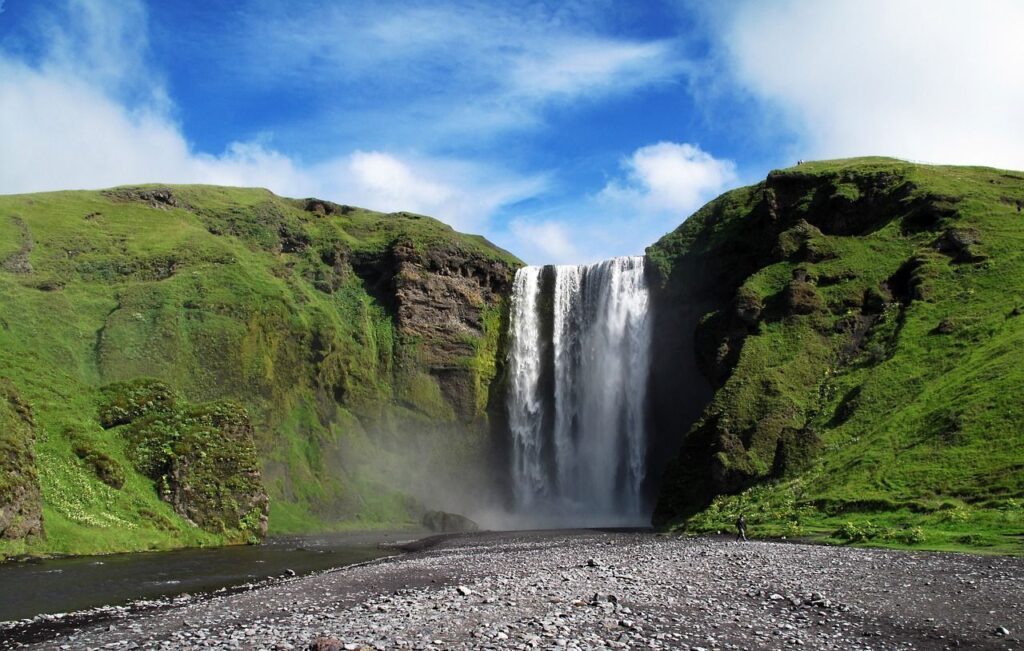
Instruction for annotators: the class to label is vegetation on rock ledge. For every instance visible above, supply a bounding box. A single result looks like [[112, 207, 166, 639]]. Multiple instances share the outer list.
[[0, 185, 519, 558], [650, 158, 1024, 553]]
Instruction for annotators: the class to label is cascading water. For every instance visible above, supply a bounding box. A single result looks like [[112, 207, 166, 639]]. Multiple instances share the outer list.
[[506, 256, 652, 526]]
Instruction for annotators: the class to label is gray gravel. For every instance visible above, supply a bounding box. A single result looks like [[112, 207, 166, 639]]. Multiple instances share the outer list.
[[5, 531, 1023, 650]]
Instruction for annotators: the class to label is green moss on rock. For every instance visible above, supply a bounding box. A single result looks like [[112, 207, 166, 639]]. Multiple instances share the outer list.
[[120, 398, 269, 542], [0, 183, 520, 556], [98, 379, 177, 429], [650, 158, 1024, 552], [0, 378, 43, 540]]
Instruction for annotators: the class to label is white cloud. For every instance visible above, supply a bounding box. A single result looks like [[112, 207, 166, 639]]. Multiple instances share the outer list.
[[725, 0, 1024, 169], [0, 58, 320, 196], [0, 61, 541, 231], [599, 142, 737, 214], [502, 141, 738, 265], [312, 152, 546, 232], [0, 3, 544, 236], [507, 219, 584, 265]]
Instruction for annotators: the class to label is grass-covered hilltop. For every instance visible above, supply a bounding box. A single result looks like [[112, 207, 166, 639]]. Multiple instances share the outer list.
[[0, 185, 518, 558], [649, 157, 1024, 553]]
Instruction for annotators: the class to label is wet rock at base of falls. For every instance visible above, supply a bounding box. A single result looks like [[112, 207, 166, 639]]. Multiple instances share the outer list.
[[421, 510, 480, 533]]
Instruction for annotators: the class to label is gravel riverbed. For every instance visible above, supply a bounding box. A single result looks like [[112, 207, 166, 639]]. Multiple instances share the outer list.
[[3, 531, 1022, 650]]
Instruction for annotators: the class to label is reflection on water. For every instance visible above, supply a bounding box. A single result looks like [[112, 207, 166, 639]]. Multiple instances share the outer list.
[[0, 531, 419, 622]]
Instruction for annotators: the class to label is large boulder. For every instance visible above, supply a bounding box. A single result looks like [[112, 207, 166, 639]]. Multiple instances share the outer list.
[[422, 510, 480, 533]]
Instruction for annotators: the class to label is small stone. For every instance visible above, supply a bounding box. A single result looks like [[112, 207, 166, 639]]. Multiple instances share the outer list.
[[456, 585, 472, 596], [994, 627, 1010, 637]]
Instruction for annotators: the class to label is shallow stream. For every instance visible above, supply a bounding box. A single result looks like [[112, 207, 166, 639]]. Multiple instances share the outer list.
[[0, 531, 417, 622]]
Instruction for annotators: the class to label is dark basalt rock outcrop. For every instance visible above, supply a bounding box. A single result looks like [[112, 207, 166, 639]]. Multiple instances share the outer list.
[[102, 186, 191, 211], [422, 510, 480, 533], [390, 240, 515, 421], [0, 379, 43, 540]]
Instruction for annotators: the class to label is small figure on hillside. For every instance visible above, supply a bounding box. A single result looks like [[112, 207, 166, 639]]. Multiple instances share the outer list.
[[736, 514, 747, 541]]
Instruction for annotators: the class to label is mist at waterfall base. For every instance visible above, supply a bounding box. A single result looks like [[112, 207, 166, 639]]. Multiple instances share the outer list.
[[504, 256, 654, 528], [349, 256, 658, 532]]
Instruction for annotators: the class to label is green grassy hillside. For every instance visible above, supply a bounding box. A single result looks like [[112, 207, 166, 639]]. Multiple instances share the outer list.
[[649, 158, 1024, 553], [0, 185, 518, 558]]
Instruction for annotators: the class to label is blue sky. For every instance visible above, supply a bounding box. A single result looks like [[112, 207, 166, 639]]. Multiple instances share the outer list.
[[1, 1, 1022, 263]]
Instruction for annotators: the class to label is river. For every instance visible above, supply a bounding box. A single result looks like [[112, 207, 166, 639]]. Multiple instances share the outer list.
[[0, 531, 420, 622]]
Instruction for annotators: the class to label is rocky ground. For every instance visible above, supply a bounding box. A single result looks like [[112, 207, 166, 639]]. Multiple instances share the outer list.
[[3, 531, 1022, 650]]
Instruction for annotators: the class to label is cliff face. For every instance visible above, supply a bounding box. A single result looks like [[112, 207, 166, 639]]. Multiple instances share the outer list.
[[0, 186, 518, 557], [647, 158, 1024, 549], [389, 240, 513, 421]]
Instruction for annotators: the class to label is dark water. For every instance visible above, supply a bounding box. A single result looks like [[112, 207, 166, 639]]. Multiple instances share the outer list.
[[0, 531, 419, 622]]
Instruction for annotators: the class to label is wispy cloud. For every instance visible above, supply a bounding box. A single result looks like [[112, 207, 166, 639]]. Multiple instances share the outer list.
[[0, 0, 545, 235], [312, 152, 546, 232], [503, 141, 737, 265], [507, 219, 584, 265], [723, 0, 1024, 169], [226, 2, 688, 145]]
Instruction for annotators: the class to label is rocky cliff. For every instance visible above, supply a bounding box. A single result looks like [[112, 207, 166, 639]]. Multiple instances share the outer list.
[[648, 158, 1024, 550], [0, 185, 518, 557]]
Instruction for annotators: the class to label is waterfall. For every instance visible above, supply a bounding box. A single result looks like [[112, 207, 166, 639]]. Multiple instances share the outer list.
[[506, 256, 652, 526]]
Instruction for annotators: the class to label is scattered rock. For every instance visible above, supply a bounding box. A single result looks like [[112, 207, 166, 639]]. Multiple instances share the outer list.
[[102, 187, 190, 211], [936, 227, 986, 262], [7, 532, 1022, 650], [932, 318, 956, 334]]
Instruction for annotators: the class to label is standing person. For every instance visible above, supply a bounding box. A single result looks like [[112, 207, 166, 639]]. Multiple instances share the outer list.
[[736, 514, 747, 541]]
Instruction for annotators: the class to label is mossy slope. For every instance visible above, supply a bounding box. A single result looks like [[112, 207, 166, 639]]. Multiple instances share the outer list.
[[0, 379, 43, 540], [649, 158, 1024, 552], [0, 185, 518, 558]]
